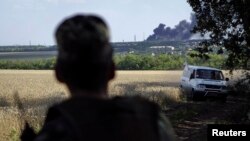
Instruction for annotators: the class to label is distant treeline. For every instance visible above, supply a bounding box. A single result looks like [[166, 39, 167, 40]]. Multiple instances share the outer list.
[[115, 54, 225, 70], [0, 58, 56, 70], [0, 40, 201, 53], [0, 45, 56, 52], [0, 54, 226, 70]]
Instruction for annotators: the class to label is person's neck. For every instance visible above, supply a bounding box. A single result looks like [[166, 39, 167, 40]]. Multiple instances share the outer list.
[[69, 87, 108, 99]]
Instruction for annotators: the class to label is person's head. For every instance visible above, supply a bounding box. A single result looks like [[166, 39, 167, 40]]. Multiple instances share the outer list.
[[54, 14, 115, 94]]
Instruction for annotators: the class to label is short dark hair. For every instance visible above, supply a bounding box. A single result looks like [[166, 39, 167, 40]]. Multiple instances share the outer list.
[[55, 14, 113, 91]]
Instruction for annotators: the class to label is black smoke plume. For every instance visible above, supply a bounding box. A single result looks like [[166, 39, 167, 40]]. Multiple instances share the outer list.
[[147, 13, 197, 41]]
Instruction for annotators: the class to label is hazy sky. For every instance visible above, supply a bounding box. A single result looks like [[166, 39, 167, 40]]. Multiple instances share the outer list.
[[0, 0, 193, 45]]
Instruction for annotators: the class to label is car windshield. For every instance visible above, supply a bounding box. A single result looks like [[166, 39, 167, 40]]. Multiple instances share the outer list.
[[195, 69, 224, 80]]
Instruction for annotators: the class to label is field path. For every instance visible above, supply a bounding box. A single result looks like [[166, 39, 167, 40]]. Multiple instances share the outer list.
[[164, 96, 250, 141]]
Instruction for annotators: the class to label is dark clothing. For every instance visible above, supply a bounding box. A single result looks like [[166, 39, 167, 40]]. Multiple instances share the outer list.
[[24, 96, 176, 141]]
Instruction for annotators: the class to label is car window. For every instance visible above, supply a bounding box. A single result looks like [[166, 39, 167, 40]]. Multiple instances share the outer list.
[[190, 70, 195, 79], [195, 69, 224, 80]]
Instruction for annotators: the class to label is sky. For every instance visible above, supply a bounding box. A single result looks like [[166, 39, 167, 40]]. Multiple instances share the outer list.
[[0, 0, 193, 45]]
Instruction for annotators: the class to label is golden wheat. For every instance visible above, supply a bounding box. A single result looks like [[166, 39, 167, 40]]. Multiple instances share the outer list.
[[0, 70, 182, 141]]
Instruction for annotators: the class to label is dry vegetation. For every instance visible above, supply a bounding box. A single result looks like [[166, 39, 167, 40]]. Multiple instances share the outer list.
[[109, 71, 183, 108], [0, 70, 68, 141], [0, 70, 183, 141]]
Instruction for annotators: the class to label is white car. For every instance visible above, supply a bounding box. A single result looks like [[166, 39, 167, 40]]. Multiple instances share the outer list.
[[180, 64, 229, 101]]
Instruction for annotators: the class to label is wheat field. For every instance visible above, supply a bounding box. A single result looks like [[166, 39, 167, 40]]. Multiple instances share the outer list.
[[0, 70, 182, 141]]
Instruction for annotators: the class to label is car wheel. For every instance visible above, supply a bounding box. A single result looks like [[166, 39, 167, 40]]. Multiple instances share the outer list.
[[179, 86, 186, 101], [219, 96, 227, 103], [185, 89, 192, 101], [191, 89, 196, 101]]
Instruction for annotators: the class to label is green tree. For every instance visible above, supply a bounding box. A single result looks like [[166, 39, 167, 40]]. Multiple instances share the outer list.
[[187, 0, 250, 70]]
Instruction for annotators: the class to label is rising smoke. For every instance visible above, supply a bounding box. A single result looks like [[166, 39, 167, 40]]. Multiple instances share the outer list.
[[147, 13, 197, 41]]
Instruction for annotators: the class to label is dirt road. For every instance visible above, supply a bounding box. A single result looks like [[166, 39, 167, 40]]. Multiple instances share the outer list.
[[164, 96, 250, 141]]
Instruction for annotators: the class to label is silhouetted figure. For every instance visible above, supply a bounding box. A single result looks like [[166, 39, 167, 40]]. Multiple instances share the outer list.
[[21, 14, 176, 141]]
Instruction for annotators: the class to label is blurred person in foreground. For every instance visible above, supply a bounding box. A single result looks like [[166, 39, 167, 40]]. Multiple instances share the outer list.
[[21, 14, 177, 141]]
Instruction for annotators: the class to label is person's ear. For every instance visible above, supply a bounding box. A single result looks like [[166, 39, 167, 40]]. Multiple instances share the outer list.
[[108, 61, 115, 81]]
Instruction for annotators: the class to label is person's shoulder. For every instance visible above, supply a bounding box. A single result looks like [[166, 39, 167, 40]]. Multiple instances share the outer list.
[[110, 96, 161, 120], [46, 96, 160, 120], [34, 105, 76, 141], [112, 96, 178, 141], [112, 95, 158, 105]]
